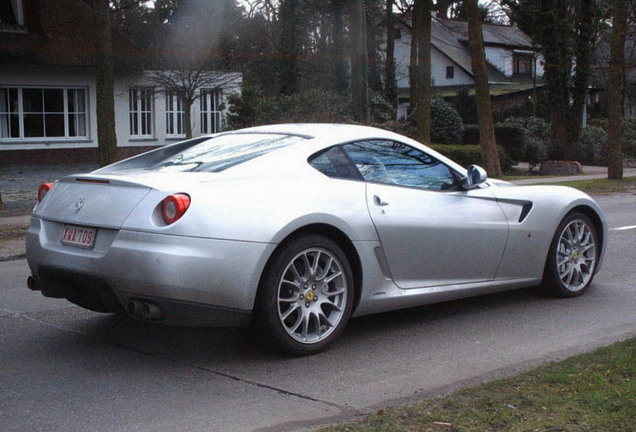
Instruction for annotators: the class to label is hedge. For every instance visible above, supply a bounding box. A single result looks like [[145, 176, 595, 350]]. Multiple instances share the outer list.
[[462, 124, 525, 163], [431, 144, 513, 173]]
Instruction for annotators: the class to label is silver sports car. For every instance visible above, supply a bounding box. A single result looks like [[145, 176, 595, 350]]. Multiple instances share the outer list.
[[26, 124, 608, 355]]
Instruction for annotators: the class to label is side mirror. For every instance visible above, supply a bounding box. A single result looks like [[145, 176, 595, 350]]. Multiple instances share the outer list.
[[461, 165, 488, 190]]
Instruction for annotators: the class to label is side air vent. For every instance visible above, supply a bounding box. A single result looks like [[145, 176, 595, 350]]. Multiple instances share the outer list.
[[519, 202, 533, 222]]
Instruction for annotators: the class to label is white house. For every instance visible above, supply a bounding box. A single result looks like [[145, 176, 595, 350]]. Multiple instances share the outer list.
[[390, 14, 544, 119], [0, 0, 241, 166]]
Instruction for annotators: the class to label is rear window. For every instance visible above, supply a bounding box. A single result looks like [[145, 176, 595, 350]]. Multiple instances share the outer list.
[[149, 133, 306, 172]]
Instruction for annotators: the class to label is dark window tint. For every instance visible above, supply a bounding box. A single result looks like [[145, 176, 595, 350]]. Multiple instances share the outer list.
[[309, 146, 361, 180], [342, 140, 458, 191]]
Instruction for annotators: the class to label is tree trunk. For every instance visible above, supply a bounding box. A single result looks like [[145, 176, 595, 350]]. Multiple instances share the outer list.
[[94, 0, 118, 167], [569, 0, 597, 146], [607, 0, 627, 180], [350, 0, 369, 124], [537, 0, 573, 161], [466, 0, 501, 176], [409, 4, 418, 113], [278, 0, 300, 95], [184, 102, 193, 139], [385, 0, 398, 112], [414, 0, 431, 144], [365, 5, 383, 94], [332, 0, 348, 97]]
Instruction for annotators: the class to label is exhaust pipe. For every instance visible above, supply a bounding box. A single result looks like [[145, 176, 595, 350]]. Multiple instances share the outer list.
[[141, 302, 165, 320], [27, 276, 40, 291], [126, 300, 143, 317]]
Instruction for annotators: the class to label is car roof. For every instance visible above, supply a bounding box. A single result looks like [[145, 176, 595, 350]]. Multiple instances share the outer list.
[[234, 123, 397, 141]]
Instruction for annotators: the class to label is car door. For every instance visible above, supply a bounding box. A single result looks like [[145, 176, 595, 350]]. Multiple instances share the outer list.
[[341, 140, 509, 289]]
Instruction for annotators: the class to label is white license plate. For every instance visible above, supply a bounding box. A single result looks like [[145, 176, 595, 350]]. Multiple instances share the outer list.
[[61, 225, 96, 249]]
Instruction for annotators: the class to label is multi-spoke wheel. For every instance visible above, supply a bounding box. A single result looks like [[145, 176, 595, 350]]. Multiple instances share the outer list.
[[255, 235, 354, 355], [543, 212, 598, 297]]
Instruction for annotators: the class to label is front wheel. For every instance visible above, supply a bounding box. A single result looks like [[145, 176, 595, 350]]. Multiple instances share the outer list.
[[254, 235, 354, 355], [543, 212, 598, 297]]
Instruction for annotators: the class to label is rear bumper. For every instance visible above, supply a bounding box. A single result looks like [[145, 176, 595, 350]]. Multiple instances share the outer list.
[[26, 216, 276, 327]]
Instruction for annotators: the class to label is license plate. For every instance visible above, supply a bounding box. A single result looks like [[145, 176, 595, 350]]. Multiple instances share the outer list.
[[61, 225, 96, 249]]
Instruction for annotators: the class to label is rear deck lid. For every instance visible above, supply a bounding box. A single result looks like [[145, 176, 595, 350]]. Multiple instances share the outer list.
[[35, 176, 152, 229]]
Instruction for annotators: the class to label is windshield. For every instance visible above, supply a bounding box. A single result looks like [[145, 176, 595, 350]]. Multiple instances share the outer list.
[[149, 133, 306, 172]]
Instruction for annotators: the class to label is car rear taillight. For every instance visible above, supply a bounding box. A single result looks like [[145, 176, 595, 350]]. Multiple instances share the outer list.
[[161, 194, 191, 225], [37, 183, 53, 202]]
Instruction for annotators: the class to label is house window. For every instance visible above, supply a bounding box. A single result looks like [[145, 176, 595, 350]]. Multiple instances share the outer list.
[[200, 89, 222, 134], [129, 88, 153, 137], [0, 87, 87, 140], [165, 91, 185, 138], [393, 28, 402, 40], [514, 53, 532, 76], [446, 66, 455, 79]]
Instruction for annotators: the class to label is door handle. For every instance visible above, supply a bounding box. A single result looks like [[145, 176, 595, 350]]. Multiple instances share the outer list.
[[373, 195, 389, 206]]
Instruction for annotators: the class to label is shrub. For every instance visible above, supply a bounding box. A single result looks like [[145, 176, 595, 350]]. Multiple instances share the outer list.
[[462, 124, 479, 145], [577, 126, 607, 165], [623, 119, 636, 158], [500, 116, 550, 169], [463, 123, 525, 163], [226, 84, 273, 129], [581, 118, 636, 160], [410, 98, 464, 144], [430, 97, 464, 144], [431, 144, 513, 173], [227, 88, 353, 128], [494, 124, 525, 163], [369, 91, 397, 123], [271, 90, 353, 123]]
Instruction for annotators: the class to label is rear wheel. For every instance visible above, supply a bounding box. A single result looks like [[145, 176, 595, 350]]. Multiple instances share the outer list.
[[255, 235, 354, 355], [543, 212, 598, 297]]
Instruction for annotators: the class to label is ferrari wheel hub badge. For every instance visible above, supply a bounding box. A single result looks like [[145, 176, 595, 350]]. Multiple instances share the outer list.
[[305, 290, 315, 301]]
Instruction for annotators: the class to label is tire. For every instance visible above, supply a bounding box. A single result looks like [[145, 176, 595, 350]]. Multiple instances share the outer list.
[[254, 235, 354, 355], [543, 212, 598, 298]]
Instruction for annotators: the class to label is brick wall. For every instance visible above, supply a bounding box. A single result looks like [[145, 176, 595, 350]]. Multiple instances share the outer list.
[[0, 146, 158, 168]]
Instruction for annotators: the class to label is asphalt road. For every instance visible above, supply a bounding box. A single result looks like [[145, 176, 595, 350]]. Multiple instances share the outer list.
[[1, 193, 635, 432]]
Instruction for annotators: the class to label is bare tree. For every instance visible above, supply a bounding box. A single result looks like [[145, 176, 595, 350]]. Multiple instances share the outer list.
[[607, 0, 627, 180], [148, 70, 241, 138], [466, 0, 501, 176]]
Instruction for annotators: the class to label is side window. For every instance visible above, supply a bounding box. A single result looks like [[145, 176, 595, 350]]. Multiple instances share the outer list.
[[308, 146, 361, 180], [342, 140, 458, 191]]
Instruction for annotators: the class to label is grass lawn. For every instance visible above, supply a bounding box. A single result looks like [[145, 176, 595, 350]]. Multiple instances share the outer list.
[[546, 177, 636, 194], [320, 338, 636, 432]]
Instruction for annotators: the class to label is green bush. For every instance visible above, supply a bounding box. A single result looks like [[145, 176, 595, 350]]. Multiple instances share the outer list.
[[226, 84, 273, 129], [462, 124, 479, 145], [577, 126, 608, 165], [369, 91, 397, 123], [410, 98, 464, 144], [431, 97, 464, 144], [494, 124, 525, 163], [463, 124, 526, 163], [591, 118, 636, 159], [500, 116, 550, 169], [227, 88, 353, 129], [431, 144, 513, 172], [623, 119, 636, 158]]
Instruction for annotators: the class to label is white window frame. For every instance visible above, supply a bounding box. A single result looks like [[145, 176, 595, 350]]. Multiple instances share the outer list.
[[200, 89, 223, 134], [165, 90, 185, 138], [129, 87, 154, 138], [0, 86, 88, 142]]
